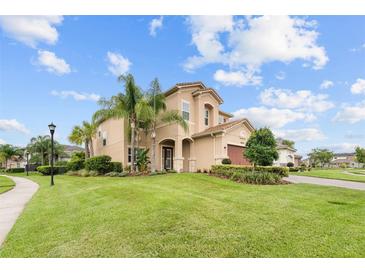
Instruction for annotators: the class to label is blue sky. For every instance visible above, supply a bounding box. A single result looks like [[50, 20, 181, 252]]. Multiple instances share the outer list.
[[0, 15, 364, 156]]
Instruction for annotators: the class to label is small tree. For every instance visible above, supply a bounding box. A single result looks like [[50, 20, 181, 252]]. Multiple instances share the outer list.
[[355, 146, 365, 165], [244, 127, 279, 166], [308, 148, 334, 168]]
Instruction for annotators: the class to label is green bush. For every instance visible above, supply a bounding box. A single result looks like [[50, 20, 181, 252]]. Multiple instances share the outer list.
[[221, 158, 232, 165], [110, 162, 123, 172], [211, 165, 289, 177], [105, 171, 128, 177], [55, 160, 68, 166], [5, 167, 25, 173], [287, 162, 294, 167], [85, 155, 113, 174], [229, 171, 282, 185], [79, 169, 90, 177], [36, 166, 67, 175], [88, 170, 99, 177], [66, 159, 85, 171], [289, 167, 299, 172], [150, 170, 167, 176]]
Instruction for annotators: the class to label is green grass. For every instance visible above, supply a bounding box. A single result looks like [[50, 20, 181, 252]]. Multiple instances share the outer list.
[[0, 175, 15, 194], [291, 169, 365, 183], [0, 173, 364, 258]]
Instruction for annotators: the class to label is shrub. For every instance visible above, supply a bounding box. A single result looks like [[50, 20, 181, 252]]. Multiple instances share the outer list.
[[211, 165, 289, 177], [36, 166, 67, 175], [85, 155, 113, 174], [55, 160, 68, 166], [150, 170, 167, 176], [66, 170, 79, 176], [5, 167, 25, 173], [79, 169, 90, 177], [221, 158, 232, 165], [105, 171, 128, 177], [67, 159, 85, 171], [287, 162, 294, 168], [110, 162, 123, 172], [289, 167, 299, 172], [167, 169, 177, 173], [88, 170, 99, 176]]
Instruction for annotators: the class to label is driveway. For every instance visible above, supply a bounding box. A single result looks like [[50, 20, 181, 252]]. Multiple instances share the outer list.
[[0, 176, 39, 246], [287, 175, 365, 191]]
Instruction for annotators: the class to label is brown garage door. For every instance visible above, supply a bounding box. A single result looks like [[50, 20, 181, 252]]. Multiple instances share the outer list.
[[227, 145, 251, 165]]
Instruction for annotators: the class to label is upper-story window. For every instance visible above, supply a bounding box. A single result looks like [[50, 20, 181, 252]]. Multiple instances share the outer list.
[[102, 132, 107, 146], [182, 101, 190, 121], [204, 109, 209, 126]]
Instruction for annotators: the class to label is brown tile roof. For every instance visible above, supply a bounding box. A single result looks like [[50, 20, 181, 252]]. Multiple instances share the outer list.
[[219, 109, 233, 118], [192, 88, 223, 103], [192, 119, 253, 138]]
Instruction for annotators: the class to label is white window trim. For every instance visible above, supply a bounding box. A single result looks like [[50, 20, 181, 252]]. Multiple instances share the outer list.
[[181, 100, 190, 121]]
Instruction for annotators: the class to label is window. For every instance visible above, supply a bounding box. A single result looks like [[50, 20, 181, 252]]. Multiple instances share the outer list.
[[182, 101, 190, 121], [204, 109, 209, 126], [102, 132, 107, 146], [103, 139, 107, 146], [128, 147, 141, 163], [219, 115, 224, 124]]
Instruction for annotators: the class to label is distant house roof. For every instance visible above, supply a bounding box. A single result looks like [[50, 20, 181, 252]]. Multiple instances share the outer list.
[[192, 118, 255, 138], [333, 152, 355, 157], [219, 110, 233, 118], [62, 145, 84, 152]]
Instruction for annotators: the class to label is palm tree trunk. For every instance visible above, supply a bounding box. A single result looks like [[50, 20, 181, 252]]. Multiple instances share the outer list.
[[131, 119, 136, 172], [85, 140, 90, 159], [151, 127, 156, 172], [89, 138, 94, 157]]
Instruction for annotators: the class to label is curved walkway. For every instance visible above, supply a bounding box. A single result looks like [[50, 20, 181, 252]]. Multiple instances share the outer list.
[[0, 176, 39, 246], [287, 175, 365, 191]]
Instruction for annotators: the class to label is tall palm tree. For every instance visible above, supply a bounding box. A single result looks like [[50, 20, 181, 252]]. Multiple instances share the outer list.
[[93, 73, 142, 172], [138, 78, 188, 172], [68, 121, 96, 158], [27, 135, 50, 165]]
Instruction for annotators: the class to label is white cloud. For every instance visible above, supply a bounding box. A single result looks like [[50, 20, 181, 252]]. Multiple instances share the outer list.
[[184, 15, 328, 78], [213, 68, 262, 86], [273, 128, 326, 141], [259, 87, 334, 112], [37, 50, 71, 75], [275, 71, 286, 80], [51, 90, 100, 102], [149, 16, 163, 36], [320, 143, 360, 153], [233, 107, 316, 129], [0, 119, 30, 134], [0, 16, 63, 48], [106, 51, 132, 77], [333, 101, 365, 124], [320, 80, 334, 89], [0, 138, 6, 145], [350, 78, 365, 95]]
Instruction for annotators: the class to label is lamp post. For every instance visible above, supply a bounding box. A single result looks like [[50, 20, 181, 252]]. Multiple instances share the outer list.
[[26, 151, 29, 176], [48, 122, 56, 186]]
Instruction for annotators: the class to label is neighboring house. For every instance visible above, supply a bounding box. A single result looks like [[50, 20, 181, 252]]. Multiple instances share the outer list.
[[58, 145, 84, 161], [274, 139, 301, 167], [330, 153, 364, 168], [1, 155, 26, 169], [92, 81, 255, 172]]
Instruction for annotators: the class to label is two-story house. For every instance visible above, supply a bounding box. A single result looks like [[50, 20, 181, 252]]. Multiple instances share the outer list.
[[92, 81, 255, 172]]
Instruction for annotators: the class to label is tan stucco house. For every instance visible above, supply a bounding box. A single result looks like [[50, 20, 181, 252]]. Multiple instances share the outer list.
[[92, 81, 255, 172]]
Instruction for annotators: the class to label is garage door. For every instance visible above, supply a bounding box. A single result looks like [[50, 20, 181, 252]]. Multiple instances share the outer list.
[[227, 145, 251, 165]]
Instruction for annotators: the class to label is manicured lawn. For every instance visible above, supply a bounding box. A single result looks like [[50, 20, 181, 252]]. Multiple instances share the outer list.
[[0, 173, 364, 258], [0, 175, 15, 194], [291, 169, 365, 183]]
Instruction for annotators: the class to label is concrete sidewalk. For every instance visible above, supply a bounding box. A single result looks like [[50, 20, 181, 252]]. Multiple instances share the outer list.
[[0, 176, 39, 246], [287, 175, 365, 191]]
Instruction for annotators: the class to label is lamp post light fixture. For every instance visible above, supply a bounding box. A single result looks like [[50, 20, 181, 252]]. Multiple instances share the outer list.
[[48, 122, 56, 186], [25, 150, 30, 176]]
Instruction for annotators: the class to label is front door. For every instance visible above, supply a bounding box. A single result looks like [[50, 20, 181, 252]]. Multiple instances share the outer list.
[[162, 147, 173, 170]]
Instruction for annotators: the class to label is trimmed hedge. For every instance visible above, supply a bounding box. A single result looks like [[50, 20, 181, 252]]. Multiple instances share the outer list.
[[5, 168, 25, 173], [85, 155, 113, 174], [221, 158, 232, 165], [230, 171, 282, 185], [67, 159, 85, 171], [110, 162, 123, 173], [211, 164, 289, 177], [37, 165, 67, 175]]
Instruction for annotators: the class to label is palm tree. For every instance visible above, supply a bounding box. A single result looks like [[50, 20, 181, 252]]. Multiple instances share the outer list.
[[27, 135, 50, 165], [138, 78, 188, 172], [0, 144, 23, 168], [93, 73, 142, 172], [68, 121, 96, 158]]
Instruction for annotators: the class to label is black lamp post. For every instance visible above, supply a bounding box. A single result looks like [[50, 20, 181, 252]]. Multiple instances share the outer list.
[[26, 151, 29, 176], [48, 122, 56, 186]]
